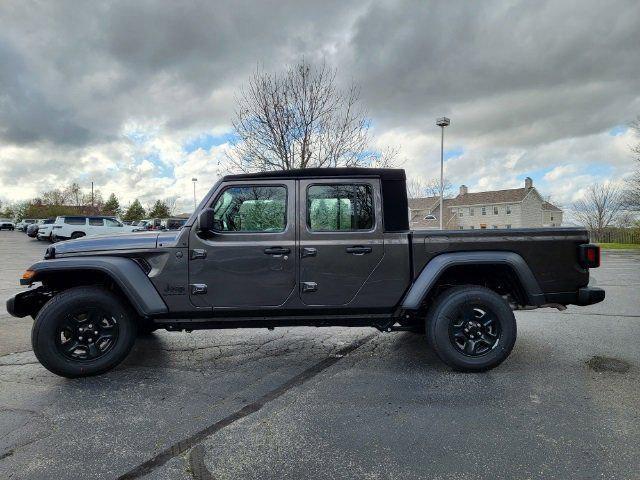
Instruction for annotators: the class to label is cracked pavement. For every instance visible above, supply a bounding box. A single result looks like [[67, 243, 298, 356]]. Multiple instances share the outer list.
[[0, 230, 638, 479]]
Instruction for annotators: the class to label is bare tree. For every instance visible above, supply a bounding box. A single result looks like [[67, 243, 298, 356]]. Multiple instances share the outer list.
[[406, 178, 427, 199], [572, 183, 624, 233], [227, 60, 398, 172], [406, 177, 453, 199], [623, 117, 640, 209], [423, 178, 454, 198]]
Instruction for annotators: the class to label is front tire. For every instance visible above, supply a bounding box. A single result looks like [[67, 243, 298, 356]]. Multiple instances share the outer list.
[[426, 286, 517, 372], [32, 286, 137, 378]]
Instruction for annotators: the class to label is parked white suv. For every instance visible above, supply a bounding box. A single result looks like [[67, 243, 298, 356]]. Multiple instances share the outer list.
[[50, 216, 135, 241], [0, 218, 15, 230]]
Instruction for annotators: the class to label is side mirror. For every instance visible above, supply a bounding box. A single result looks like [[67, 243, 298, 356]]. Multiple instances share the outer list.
[[197, 208, 217, 232]]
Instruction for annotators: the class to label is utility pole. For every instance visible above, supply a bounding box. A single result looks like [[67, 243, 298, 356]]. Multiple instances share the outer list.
[[436, 117, 450, 230]]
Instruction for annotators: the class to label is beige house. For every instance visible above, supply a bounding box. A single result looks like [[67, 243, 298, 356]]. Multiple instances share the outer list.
[[409, 177, 563, 230]]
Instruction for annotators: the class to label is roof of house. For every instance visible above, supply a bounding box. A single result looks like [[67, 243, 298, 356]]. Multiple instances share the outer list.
[[409, 188, 562, 212], [449, 187, 532, 206], [542, 201, 562, 211]]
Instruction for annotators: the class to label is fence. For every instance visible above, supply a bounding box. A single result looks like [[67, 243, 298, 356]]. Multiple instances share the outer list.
[[589, 228, 640, 244]]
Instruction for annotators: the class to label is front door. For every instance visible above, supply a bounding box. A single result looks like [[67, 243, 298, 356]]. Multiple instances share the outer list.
[[298, 178, 384, 306], [188, 180, 297, 308]]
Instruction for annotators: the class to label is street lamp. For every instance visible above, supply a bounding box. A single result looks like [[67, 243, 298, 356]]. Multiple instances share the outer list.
[[436, 117, 450, 230], [192, 178, 198, 211]]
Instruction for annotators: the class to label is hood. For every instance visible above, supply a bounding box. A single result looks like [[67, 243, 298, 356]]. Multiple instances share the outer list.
[[51, 231, 161, 256]]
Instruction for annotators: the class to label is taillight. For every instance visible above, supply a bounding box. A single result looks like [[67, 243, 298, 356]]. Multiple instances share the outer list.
[[578, 244, 600, 268]]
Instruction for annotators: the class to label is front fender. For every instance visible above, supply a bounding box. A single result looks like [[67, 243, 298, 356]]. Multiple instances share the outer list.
[[401, 251, 545, 310], [22, 257, 168, 317]]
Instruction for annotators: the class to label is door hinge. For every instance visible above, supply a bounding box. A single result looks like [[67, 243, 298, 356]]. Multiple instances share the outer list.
[[301, 281, 318, 293], [301, 247, 317, 258], [190, 249, 207, 260], [190, 284, 208, 295]]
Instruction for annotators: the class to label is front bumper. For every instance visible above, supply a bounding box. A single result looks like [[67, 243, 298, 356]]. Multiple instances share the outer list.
[[6, 287, 49, 318]]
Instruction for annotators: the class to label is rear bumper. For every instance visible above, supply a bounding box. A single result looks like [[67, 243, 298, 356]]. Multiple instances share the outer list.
[[544, 287, 605, 306], [577, 286, 605, 306]]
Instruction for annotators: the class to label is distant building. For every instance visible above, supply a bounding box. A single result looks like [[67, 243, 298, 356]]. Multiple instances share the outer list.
[[409, 177, 563, 230]]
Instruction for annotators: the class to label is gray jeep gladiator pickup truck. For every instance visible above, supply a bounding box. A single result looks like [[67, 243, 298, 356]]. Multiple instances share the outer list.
[[7, 168, 604, 377]]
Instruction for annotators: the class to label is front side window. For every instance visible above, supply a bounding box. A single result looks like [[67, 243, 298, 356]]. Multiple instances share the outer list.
[[212, 185, 287, 232], [307, 184, 374, 231], [89, 218, 104, 226], [104, 218, 122, 227]]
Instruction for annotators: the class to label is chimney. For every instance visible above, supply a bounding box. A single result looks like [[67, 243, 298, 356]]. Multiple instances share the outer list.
[[459, 185, 468, 196], [524, 177, 533, 189]]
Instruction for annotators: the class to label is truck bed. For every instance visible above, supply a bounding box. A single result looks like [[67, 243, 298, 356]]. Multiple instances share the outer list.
[[410, 227, 590, 297]]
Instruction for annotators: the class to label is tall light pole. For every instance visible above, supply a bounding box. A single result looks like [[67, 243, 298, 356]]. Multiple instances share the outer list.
[[436, 117, 450, 230], [192, 177, 198, 211]]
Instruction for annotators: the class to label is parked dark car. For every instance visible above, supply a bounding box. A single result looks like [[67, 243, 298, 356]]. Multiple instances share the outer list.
[[27, 218, 55, 238], [7, 168, 604, 378]]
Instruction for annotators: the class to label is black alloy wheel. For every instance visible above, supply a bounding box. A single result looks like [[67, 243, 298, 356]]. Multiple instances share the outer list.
[[449, 305, 501, 357], [32, 286, 137, 378], [56, 307, 120, 361], [426, 285, 517, 372]]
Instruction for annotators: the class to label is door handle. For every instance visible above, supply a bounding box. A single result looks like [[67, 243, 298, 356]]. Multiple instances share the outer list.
[[264, 246, 291, 256], [301, 281, 317, 293], [346, 246, 372, 255]]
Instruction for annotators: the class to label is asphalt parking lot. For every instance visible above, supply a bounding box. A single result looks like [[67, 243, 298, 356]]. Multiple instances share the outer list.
[[0, 230, 638, 479]]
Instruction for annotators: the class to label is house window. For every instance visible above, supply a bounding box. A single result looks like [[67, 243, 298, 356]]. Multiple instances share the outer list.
[[469, 225, 475, 229], [458, 209, 463, 217], [459, 226, 464, 230], [492, 225, 498, 229], [493, 206, 498, 215], [481, 207, 486, 215], [506, 205, 511, 215], [550, 215, 554, 221], [469, 207, 474, 216], [505, 224, 511, 229]]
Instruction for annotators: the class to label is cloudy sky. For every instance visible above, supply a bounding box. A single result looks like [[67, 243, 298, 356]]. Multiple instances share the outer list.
[[1, 0, 639, 213]]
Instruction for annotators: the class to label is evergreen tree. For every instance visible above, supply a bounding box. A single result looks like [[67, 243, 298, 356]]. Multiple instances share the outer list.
[[148, 200, 171, 218], [103, 193, 121, 216], [123, 199, 146, 221]]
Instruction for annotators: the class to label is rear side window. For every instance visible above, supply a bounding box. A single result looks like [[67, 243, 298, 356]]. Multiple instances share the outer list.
[[307, 184, 374, 231], [64, 217, 86, 225], [212, 185, 287, 232], [89, 218, 104, 226]]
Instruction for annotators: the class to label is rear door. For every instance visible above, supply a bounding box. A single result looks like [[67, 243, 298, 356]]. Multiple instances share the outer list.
[[88, 217, 104, 236], [188, 180, 297, 308], [298, 178, 384, 306]]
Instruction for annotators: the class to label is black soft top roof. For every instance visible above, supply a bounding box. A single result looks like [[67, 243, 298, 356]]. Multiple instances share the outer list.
[[222, 167, 409, 232], [222, 167, 406, 182]]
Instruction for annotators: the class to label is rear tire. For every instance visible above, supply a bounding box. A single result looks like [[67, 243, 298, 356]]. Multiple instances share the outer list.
[[32, 286, 137, 378], [426, 286, 517, 372]]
